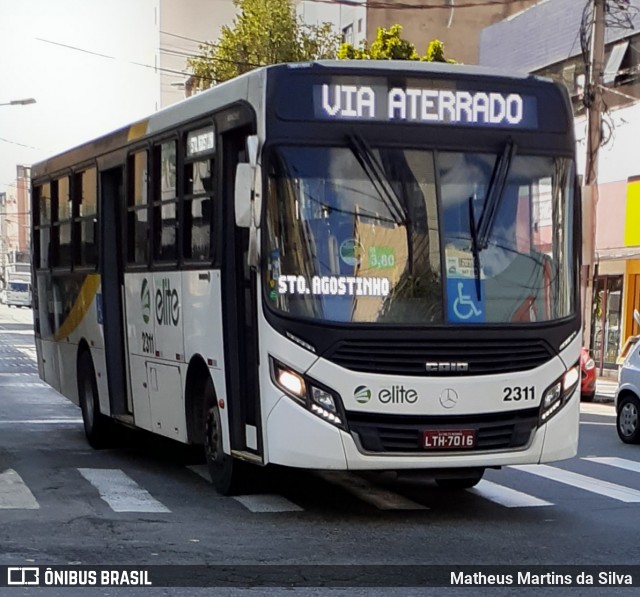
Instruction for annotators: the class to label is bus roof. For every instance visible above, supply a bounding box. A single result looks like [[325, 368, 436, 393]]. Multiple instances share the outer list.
[[31, 61, 557, 180]]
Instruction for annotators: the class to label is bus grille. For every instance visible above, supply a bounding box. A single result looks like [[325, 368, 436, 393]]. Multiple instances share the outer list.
[[346, 409, 539, 453], [324, 338, 554, 376]]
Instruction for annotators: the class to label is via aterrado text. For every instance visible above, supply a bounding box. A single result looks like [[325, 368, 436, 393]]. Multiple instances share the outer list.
[[450, 571, 633, 586]]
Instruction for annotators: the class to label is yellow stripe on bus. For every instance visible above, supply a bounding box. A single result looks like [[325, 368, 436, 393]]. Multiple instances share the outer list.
[[127, 120, 148, 142], [53, 274, 101, 342]]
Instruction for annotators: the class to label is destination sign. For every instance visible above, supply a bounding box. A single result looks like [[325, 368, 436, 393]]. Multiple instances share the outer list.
[[187, 126, 215, 156], [313, 83, 538, 128]]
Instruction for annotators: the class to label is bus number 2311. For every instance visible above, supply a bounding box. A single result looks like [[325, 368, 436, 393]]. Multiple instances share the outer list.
[[141, 332, 155, 354]]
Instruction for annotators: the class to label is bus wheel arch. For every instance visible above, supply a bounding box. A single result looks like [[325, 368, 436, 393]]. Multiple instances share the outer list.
[[76, 344, 112, 449], [185, 355, 211, 445], [185, 356, 249, 495], [203, 380, 250, 496]]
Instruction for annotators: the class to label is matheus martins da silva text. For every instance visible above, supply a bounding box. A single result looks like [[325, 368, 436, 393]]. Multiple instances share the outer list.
[[450, 570, 633, 586]]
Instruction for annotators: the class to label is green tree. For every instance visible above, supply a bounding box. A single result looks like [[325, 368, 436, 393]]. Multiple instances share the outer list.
[[337, 25, 455, 63], [187, 0, 340, 87]]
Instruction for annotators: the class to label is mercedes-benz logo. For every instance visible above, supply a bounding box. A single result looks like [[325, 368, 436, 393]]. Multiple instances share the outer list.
[[439, 388, 459, 409]]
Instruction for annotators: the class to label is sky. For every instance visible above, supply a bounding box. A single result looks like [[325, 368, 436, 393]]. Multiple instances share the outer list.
[[0, 0, 163, 196]]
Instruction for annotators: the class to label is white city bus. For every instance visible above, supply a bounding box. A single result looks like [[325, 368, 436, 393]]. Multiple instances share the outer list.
[[31, 61, 582, 494]]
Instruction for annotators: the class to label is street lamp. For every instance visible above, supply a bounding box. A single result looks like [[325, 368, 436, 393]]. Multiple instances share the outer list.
[[0, 98, 36, 107]]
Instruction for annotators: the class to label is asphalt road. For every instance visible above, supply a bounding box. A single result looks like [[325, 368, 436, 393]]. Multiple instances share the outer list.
[[1, 303, 640, 596]]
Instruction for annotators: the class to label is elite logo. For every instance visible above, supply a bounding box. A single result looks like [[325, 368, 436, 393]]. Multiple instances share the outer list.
[[354, 385, 419, 404], [354, 385, 372, 404], [140, 279, 151, 324], [140, 278, 180, 326]]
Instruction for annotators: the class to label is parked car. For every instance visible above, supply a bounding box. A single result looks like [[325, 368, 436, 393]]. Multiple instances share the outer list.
[[580, 346, 596, 402], [615, 310, 640, 444]]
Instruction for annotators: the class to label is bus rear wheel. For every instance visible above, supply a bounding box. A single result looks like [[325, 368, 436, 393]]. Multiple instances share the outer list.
[[203, 379, 249, 496], [78, 351, 112, 449]]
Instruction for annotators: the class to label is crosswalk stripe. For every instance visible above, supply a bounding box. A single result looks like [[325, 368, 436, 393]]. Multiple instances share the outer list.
[[468, 480, 553, 507], [512, 464, 640, 503], [77, 468, 170, 513], [0, 469, 39, 509], [583, 457, 640, 473], [233, 494, 303, 513], [316, 472, 427, 510], [0, 419, 83, 425], [186, 466, 303, 512]]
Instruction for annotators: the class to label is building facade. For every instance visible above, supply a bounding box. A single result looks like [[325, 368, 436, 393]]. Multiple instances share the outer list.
[[159, 0, 238, 107], [480, 0, 640, 372], [0, 165, 31, 289], [295, 0, 538, 63]]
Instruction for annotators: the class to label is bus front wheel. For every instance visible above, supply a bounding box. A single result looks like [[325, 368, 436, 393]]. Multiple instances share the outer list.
[[203, 379, 248, 496], [78, 351, 111, 449]]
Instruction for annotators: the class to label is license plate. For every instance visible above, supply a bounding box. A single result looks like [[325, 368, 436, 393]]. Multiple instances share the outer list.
[[423, 429, 476, 449]]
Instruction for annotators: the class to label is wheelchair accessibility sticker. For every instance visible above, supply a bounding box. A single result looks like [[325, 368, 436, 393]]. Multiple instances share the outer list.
[[447, 277, 485, 323]]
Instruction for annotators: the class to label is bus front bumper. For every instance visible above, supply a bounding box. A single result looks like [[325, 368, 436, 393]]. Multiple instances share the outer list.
[[264, 390, 579, 470]]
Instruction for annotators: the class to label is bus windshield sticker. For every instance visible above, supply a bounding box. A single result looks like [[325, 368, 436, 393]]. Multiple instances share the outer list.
[[445, 248, 484, 280], [447, 277, 485, 324], [339, 239, 364, 266], [277, 275, 390, 297], [368, 246, 396, 270], [315, 84, 537, 128]]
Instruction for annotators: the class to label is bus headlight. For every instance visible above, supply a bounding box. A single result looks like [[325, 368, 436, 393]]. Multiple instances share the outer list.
[[276, 367, 306, 399], [270, 358, 347, 430], [539, 362, 580, 424]]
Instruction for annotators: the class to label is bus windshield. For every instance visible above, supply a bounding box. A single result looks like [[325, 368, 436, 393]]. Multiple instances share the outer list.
[[264, 144, 576, 325], [8, 282, 29, 293]]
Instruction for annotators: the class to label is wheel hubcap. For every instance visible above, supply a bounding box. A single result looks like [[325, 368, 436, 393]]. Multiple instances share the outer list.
[[619, 403, 638, 437], [205, 408, 222, 464], [84, 380, 94, 427]]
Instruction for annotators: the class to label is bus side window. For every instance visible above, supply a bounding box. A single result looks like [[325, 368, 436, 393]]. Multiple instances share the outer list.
[[75, 168, 98, 268], [184, 141, 215, 262], [126, 151, 149, 265], [152, 140, 178, 263]]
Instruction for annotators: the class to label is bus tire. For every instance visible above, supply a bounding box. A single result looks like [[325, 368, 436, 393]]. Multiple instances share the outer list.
[[435, 469, 484, 489], [203, 378, 249, 496], [78, 351, 112, 449]]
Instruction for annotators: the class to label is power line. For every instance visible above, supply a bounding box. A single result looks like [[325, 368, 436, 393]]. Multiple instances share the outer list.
[[0, 137, 40, 151], [34, 38, 217, 83]]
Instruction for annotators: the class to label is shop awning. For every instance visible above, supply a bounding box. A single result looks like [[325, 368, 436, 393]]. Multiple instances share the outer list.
[[596, 245, 640, 261]]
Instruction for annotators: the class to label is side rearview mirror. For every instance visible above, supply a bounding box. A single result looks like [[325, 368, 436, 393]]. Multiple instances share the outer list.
[[235, 163, 253, 228], [246, 135, 259, 167]]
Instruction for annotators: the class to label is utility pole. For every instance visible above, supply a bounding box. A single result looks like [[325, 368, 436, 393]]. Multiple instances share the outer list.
[[582, 0, 606, 352]]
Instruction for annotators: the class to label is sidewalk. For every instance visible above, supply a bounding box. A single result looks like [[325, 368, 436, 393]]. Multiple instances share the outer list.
[[595, 376, 617, 403]]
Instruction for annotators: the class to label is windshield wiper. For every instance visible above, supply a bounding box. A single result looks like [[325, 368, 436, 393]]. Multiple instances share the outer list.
[[468, 196, 482, 302], [346, 133, 407, 227], [466, 138, 516, 301], [476, 138, 517, 249]]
